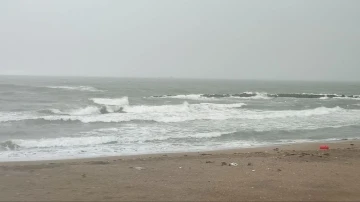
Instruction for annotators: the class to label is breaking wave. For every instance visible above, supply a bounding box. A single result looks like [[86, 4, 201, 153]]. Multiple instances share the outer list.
[[41, 101, 248, 123], [1, 95, 358, 124], [0, 140, 20, 151], [50, 105, 358, 123], [1, 124, 358, 161], [3, 124, 354, 150], [150, 92, 360, 100], [2, 105, 354, 124], [1, 130, 234, 150], [46, 86, 104, 92], [49, 106, 101, 116], [0, 111, 36, 123], [90, 97, 129, 113], [0, 98, 358, 124], [45, 97, 129, 116]]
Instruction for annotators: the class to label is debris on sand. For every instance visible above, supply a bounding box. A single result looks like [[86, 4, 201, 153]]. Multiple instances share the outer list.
[[320, 145, 329, 150], [247, 162, 252, 166], [221, 162, 227, 166], [229, 162, 238, 166]]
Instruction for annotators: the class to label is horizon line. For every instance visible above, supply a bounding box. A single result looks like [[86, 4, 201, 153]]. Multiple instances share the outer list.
[[0, 74, 359, 83]]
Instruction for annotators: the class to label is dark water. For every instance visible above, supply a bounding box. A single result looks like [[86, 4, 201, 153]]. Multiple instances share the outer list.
[[0, 76, 359, 161]]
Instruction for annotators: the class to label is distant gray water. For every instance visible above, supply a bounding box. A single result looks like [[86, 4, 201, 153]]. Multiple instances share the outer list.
[[1, 76, 360, 161]]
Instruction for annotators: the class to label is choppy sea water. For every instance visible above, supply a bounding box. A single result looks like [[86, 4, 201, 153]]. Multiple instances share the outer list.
[[0, 76, 359, 161]]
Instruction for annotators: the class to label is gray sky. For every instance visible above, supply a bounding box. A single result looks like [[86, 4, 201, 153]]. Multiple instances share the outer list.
[[0, 0, 359, 81]]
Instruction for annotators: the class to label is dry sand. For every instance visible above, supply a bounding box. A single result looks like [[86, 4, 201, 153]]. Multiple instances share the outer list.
[[0, 140, 360, 201]]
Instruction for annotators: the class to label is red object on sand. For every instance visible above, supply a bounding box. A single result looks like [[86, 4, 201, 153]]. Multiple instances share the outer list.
[[320, 145, 329, 150]]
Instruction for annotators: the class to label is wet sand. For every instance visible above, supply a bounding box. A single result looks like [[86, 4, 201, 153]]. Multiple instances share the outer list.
[[1, 140, 360, 201]]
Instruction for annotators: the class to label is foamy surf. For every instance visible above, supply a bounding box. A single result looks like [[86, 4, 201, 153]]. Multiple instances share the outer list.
[[0, 129, 356, 162], [41, 106, 355, 123], [39, 102, 248, 123], [49, 106, 101, 116], [1, 104, 358, 127], [2, 78, 360, 162]]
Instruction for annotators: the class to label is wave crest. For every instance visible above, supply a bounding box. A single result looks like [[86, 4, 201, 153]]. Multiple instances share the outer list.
[[1, 98, 357, 124], [50, 106, 101, 115], [40, 105, 346, 123]]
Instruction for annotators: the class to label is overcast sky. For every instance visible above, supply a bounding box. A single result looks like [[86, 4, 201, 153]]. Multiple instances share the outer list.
[[0, 0, 359, 81]]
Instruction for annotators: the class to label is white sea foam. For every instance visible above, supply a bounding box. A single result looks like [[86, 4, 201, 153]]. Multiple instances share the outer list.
[[1, 104, 356, 124], [125, 102, 246, 114], [50, 106, 101, 116], [334, 97, 360, 100], [42, 105, 346, 123], [46, 86, 104, 92], [40, 102, 246, 123], [0, 112, 35, 123], [89, 97, 129, 113], [0, 124, 262, 161], [0, 140, 269, 162], [1, 109, 360, 162], [1, 132, 356, 162], [9, 130, 233, 149]]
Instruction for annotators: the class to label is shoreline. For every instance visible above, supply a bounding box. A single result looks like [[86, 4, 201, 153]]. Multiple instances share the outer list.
[[1, 140, 359, 201], [1, 138, 357, 164]]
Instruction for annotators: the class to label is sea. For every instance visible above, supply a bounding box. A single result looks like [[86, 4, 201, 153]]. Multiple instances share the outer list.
[[0, 76, 360, 162]]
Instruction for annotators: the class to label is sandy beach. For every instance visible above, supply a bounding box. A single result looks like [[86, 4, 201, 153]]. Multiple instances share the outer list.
[[0, 140, 359, 201]]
